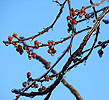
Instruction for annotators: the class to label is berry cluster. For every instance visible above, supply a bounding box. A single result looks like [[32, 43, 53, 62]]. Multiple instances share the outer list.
[[4, 33, 58, 62], [47, 40, 56, 55], [97, 41, 107, 57], [22, 72, 54, 93], [67, 8, 89, 33]]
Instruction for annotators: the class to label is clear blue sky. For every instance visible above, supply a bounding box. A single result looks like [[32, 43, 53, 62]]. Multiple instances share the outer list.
[[0, 0, 109, 100]]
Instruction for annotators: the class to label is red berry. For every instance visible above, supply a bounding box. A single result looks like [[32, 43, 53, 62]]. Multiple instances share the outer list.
[[34, 40, 39, 46], [48, 40, 51, 44], [35, 46, 39, 49], [28, 54, 32, 58], [19, 49, 24, 55], [67, 16, 71, 20], [71, 19, 77, 24], [22, 82, 26, 87], [80, 9, 85, 13], [49, 46, 54, 50], [48, 43, 52, 47], [27, 72, 31, 78], [51, 41, 54, 44], [12, 33, 17, 38], [48, 49, 52, 54], [79, 14, 82, 18], [72, 11, 76, 16], [75, 9, 79, 12], [8, 36, 12, 42], [32, 54, 36, 59]]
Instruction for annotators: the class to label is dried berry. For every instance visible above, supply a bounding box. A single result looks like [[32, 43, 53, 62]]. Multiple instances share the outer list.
[[18, 45, 22, 49], [98, 41, 102, 45], [35, 84, 39, 88], [98, 49, 103, 57], [101, 44, 106, 49], [38, 88, 42, 92], [42, 86, 46, 90]]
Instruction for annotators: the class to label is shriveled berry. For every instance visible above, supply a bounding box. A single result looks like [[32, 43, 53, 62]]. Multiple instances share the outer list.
[[52, 49, 56, 54], [8, 36, 12, 42], [27, 72, 31, 78], [22, 82, 26, 87], [28, 54, 32, 58], [98, 41, 102, 45], [38, 88, 42, 92], [18, 45, 22, 49], [19, 49, 24, 55], [102, 44, 106, 49], [35, 84, 39, 88], [16, 48, 19, 52], [42, 86, 46, 90], [85, 14, 89, 19], [98, 49, 103, 57], [73, 59, 77, 63]]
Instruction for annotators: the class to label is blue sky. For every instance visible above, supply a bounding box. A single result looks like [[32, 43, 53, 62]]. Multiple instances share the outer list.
[[0, 0, 109, 100]]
